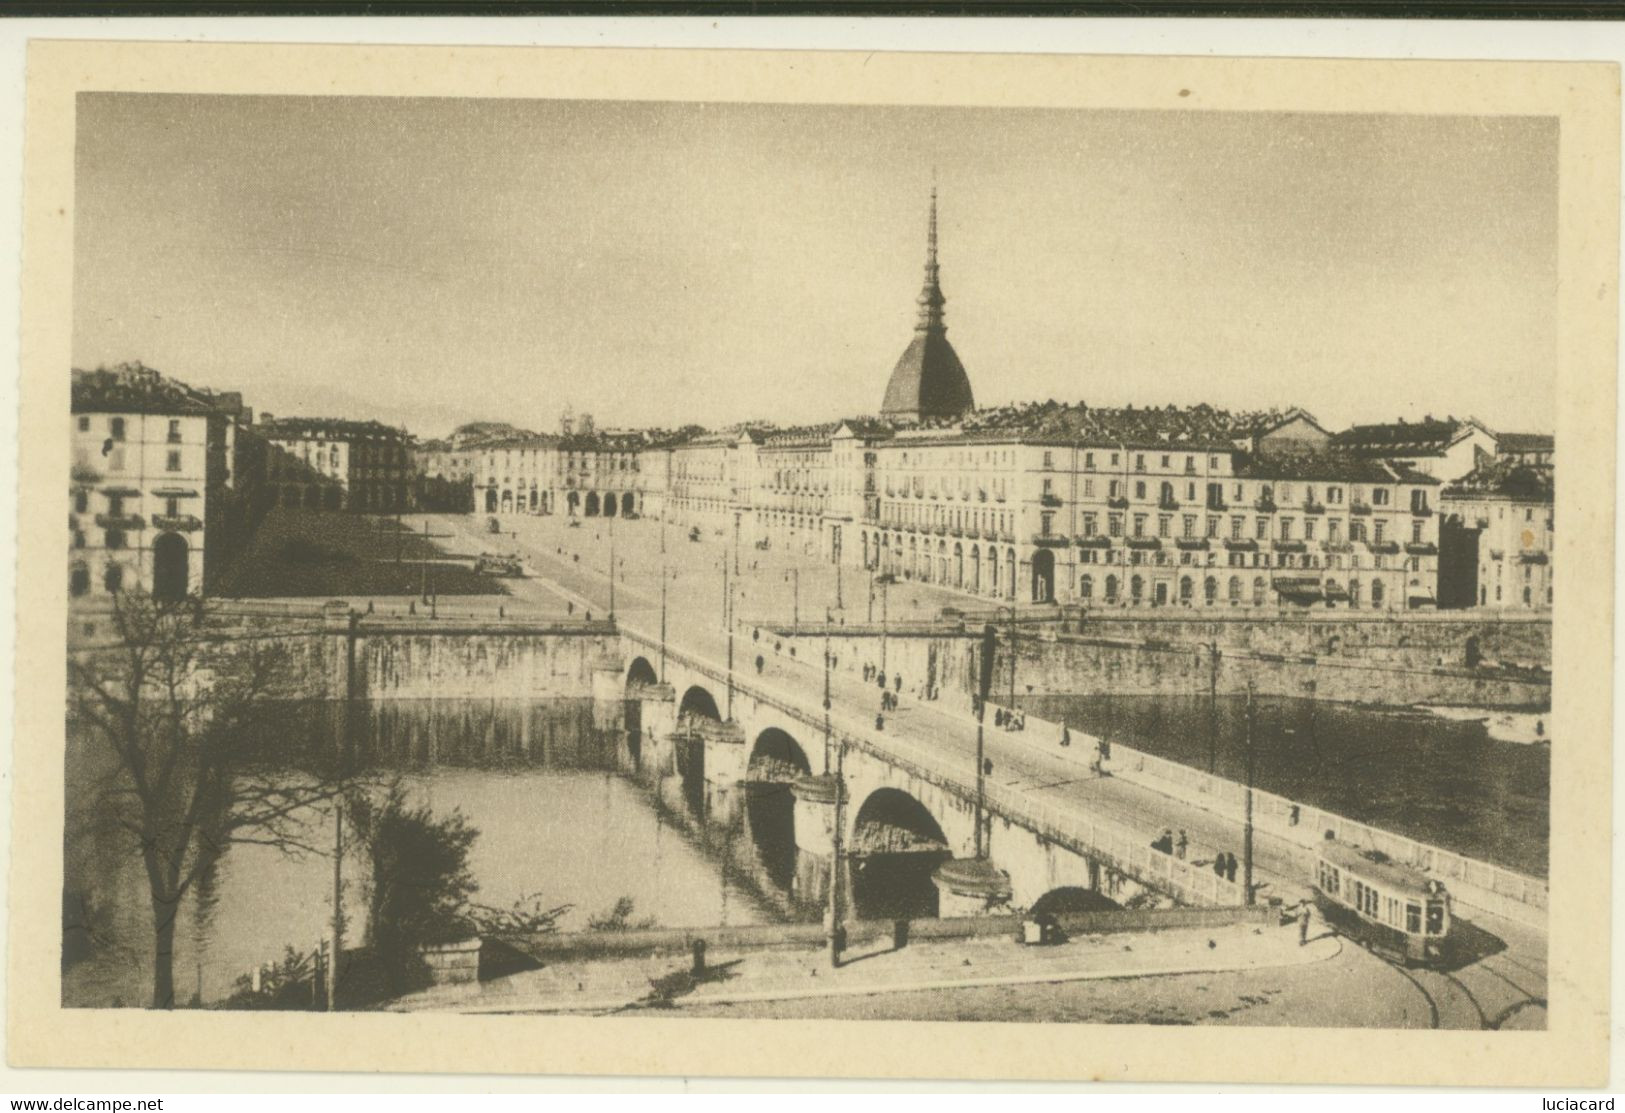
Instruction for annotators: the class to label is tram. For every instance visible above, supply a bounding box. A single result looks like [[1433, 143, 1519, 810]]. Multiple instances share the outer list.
[[1312, 838, 1452, 967]]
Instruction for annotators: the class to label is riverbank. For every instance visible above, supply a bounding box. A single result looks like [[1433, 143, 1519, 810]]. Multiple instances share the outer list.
[[388, 920, 1338, 1016]]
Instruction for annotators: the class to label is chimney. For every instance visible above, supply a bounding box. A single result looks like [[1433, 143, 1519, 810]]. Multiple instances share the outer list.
[[260, 412, 275, 424]]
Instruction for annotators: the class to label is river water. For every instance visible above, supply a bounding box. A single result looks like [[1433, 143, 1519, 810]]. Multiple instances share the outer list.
[[65, 689, 1545, 1008], [62, 718, 781, 1008], [1017, 693, 1549, 878]]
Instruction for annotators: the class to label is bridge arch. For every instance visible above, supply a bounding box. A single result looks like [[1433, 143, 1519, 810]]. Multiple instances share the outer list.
[[623, 656, 659, 769], [678, 685, 721, 723], [674, 685, 722, 816], [744, 728, 812, 892], [1029, 885, 1119, 919], [849, 788, 951, 920]]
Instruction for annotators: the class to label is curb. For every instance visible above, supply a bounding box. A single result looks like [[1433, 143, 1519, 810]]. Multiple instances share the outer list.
[[408, 934, 1342, 1015]]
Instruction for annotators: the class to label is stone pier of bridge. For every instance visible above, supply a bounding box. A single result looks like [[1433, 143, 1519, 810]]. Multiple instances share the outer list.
[[606, 643, 1164, 923]]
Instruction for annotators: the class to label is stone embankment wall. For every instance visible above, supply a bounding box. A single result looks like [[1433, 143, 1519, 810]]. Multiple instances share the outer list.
[[768, 611, 1550, 710]]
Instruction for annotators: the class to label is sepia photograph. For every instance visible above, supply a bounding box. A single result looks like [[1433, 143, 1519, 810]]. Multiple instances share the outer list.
[[9, 41, 1617, 1086]]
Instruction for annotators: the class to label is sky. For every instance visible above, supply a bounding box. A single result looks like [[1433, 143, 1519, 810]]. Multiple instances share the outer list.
[[71, 94, 1558, 440]]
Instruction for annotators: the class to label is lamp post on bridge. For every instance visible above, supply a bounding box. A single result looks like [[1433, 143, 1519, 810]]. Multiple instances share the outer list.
[[1243, 682, 1256, 906], [659, 511, 668, 682]]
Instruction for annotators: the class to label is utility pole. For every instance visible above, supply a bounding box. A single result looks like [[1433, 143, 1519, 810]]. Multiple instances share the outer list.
[[826, 608, 845, 969], [660, 512, 668, 681], [1243, 682, 1256, 906], [725, 559, 735, 721], [328, 800, 343, 1012], [867, 569, 875, 624], [608, 513, 616, 623], [792, 569, 800, 627], [880, 578, 890, 675], [1007, 605, 1018, 713], [1207, 641, 1220, 775], [836, 557, 844, 612]]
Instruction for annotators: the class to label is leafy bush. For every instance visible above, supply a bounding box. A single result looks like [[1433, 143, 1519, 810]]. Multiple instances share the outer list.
[[347, 783, 480, 991], [587, 896, 655, 933]]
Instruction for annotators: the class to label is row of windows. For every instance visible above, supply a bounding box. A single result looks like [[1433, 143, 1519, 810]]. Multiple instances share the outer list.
[[1080, 574, 1388, 607], [77, 415, 189, 443], [1074, 548, 1418, 573], [1061, 511, 1426, 545]]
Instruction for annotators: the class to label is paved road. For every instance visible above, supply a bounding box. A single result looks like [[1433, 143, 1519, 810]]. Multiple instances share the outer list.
[[427, 511, 1548, 1029]]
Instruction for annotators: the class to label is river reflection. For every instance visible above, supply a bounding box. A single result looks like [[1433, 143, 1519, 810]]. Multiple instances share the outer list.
[[63, 700, 799, 1008], [1018, 693, 1549, 878]]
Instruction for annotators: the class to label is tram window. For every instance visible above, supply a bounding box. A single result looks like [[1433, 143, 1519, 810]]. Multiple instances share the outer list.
[[1406, 902, 1422, 934], [1425, 901, 1446, 935], [1385, 896, 1401, 927]]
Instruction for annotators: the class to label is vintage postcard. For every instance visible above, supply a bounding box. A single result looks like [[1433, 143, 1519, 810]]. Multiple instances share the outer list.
[[8, 39, 1617, 1085]]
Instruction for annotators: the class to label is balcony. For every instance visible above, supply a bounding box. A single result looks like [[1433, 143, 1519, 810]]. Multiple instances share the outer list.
[[1369, 541, 1401, 556], [153, 514, 203, 532], [95, 513, 145, 530], [1404, 542, 1438, 556], [1032, 534, 1071, 548], [1223, 539, 1258, 552], [1205, 499, 1228, 512], [1272, 540, 1307, 554], [1349, 502, 1373, 515], [1322, 541, 1355, 554], [1075, 535, 1112, 549], [1302, 499, 1326, 515], [1519, 551, 1549, 565], [1174, 538, 1209, 551], [1254, 496, 1277, 513], [1158, 497, 1180, 511], [1040, 493, 1063, 508], [1411, 504, 1434, 518], [1126, 537, 1161, 551], [1106, 496, 1129, 510]]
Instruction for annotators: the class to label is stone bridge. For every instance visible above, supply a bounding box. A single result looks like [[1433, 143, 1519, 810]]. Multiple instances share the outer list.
[[593, 626, 1243, 923]]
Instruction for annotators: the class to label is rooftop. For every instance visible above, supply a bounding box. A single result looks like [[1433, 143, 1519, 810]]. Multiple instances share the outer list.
[[1237, 450, 1439, 486], [262, 416, 414, 443], [71, 363, 216, 417], [1443, 459, 1554, 502], [1331, 416, 1489, 457], [1497, 432, 1556, 455]]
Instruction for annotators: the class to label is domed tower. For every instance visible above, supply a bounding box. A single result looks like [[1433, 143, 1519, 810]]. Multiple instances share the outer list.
[[880, 187, 975, 423]]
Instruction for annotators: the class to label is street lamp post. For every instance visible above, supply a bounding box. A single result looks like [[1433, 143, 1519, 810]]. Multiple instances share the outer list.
[[1207, 641, 1221, 775], [880, 578, 890, 675], [1007, 604, 1018, 713], [1243, 682, 1256, 906], [608, 513, 617, 624], [824, 608, 846, 968]]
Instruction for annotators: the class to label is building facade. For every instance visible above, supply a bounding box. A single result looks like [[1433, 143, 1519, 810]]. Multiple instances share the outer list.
[[261, 417, 416, 512], [70, 364, 222, 602], [1439, 461, 1554, 610]]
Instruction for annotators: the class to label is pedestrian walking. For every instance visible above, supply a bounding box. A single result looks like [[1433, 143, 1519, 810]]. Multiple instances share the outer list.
[[1298, 902, 1312, 946], [1060, 727, 1071, 749], [1225, 853, 1238, 883], [894, 672, 902, 692], [875, 713, 885, 731], [1176, 830, 1188, 860]]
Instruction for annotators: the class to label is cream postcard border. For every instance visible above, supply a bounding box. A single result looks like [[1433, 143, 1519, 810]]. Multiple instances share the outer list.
[[9, 40, 1617, 1086]]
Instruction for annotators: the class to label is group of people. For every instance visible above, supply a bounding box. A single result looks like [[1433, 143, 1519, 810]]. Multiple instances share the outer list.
[[863, 664, 902, 692], [1151, 828, 1190, 860], [993, 707, 1027, 732]]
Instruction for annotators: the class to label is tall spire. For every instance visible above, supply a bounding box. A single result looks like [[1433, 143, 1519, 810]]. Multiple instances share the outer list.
[[881, 182, 975, 423], [916, 182, 946, 333]]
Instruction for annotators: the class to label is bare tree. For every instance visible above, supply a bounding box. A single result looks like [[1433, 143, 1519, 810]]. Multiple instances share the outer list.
[[68, 592, 351, 1008]]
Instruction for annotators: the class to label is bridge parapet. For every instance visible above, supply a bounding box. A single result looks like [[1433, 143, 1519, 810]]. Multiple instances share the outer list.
[[622, 626, 1244, 908]]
